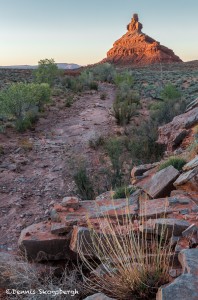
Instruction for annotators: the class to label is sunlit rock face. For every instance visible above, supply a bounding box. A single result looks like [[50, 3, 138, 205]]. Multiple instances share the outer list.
[[105, 13, 182, 65]]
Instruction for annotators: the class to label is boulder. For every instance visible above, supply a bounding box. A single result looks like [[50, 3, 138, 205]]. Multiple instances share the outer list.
[[61, 196, 80, 210], [83, 293, 116, 300], [158, 106, 198, 152], [185, 98, 198, 112], [139, 198, 173, 219], [131, 163, 157, 178], [156, 274, 198, 300], [183, 156, 198, 171], [178, 249, 198, 275], [174, 166, 198, 192], [18, 223, 76, 261], [138, 166, 179, 198], [154, 218, 190, 238], [105, 14, 182, 65]]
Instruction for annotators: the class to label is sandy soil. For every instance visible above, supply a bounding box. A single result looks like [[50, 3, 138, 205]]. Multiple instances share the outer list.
[[0, 83, 116, 251]]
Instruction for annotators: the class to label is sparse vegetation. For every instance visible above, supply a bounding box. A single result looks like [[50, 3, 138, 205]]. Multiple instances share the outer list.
[[89, 135, 105, 149], [113, 185, 136, 199], [74, 165, 95, 200], [34, 58, 59, 87], [0, 82, 51, 132], [78, 202, 173, 300], [158, 157, 186, 171]]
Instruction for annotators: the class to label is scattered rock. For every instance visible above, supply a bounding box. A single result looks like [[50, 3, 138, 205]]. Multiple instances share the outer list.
[[183, 156, 198, 171], [83, 293, 116, 300], [156, 274, 198, 300], [138, 166, 179, 198], [131, 163, 157, 178], [158, 106, 198, 152], [182, 224, 198, 237], [178, 249, 198, 275], [174, 167, 198, 192], [155, 218, 190, 238], [61, 196, 80, 210], [51, 223, 70, 235], [18, 223, 76, 261]]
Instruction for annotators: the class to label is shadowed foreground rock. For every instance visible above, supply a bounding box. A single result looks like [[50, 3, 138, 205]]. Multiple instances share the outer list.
[[137, 165, 179, 198], [83, 293, 115, 300], [156, 274, 198, 300]]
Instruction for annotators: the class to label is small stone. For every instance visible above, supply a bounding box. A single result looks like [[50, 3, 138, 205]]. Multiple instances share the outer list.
[[182, 224, 198, 237], [50, 209, 61, 222], [169, 268, 182, 278], [61, 196, 80, 210], [180, 209, 189, 215], [51, 223, 70, 235]]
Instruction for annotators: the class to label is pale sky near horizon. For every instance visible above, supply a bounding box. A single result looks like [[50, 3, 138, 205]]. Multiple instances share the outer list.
[[0, 0, 197, 66]]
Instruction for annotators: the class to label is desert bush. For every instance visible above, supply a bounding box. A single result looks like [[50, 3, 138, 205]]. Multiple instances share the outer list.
[[105, 138, 124, 188], [160, 83, 181, 100], [89, 81, 98, 91], [150, 84, 186, 126], [113, 98, 137, 126], [0, 83, 50, 131], [74, 166, 95, 200], [64, 95, 74, 107], [125, 121, 165, 164], [100, 92, 107, 100], [89, 135, 104, 149], [114, 70, 134, 88], [1, 255, 82, 300], [34, 58, 59, 87], [91, 63, 116, 83], [78, 201, 173, 300], [113, 185, 136, 199], [158, 157, 186, 171]]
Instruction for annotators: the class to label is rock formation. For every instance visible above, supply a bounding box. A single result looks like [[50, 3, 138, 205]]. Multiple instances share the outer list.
[[105, 13, 182, 65]]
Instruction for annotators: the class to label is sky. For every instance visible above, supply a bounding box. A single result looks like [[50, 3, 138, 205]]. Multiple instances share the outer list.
[[0, 0, 197, 66]]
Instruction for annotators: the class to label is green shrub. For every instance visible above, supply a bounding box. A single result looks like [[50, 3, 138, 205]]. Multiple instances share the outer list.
[[64, 96, 74, 107], [150, 84, 186, 126], [89, 135, 104, 149], [125, 121, 165, 164], [114, 70, 134, 88], [105, 138, 124, 188], [91, 63, 116, 83], [113, 99, 137, 125], [34, 58, 59, 87], [160, 83, 181, 100], [89, 81, 98, 90], [100, 92, 107, 100], [0, 83, 50, 131], [158, 157, 186, 171], [74, 166, 95, 200], [113, 185, 136, 199]]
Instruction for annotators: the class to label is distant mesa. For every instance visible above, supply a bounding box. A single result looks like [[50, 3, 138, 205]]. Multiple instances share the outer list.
[[0, 63, 81, 70], [105, 13, 182, 65]]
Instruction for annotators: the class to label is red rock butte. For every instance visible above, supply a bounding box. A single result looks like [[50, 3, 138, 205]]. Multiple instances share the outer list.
[[105, 13, 182, 65]]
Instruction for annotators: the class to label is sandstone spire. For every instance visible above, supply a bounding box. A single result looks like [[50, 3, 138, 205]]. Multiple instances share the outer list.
[[105, 13, 182, 65]]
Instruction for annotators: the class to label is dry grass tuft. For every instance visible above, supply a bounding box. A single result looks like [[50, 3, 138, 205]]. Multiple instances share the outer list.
[[78, 199, 174, 300]]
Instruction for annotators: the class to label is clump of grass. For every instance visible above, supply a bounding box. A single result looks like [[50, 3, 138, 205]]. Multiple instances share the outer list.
[[100, 92, 107, 100], [158, 156, 186, 171], [65, 95, 74, 107], [74, 166, 95, 200], [78, 200, 173, 300], [89, 135, 105, 149], [1, 254, 82, 299], [113, 185, 136, 199]]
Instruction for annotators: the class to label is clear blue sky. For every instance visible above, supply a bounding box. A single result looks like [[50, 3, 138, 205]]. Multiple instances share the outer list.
[[0, 0, 197, 65]]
